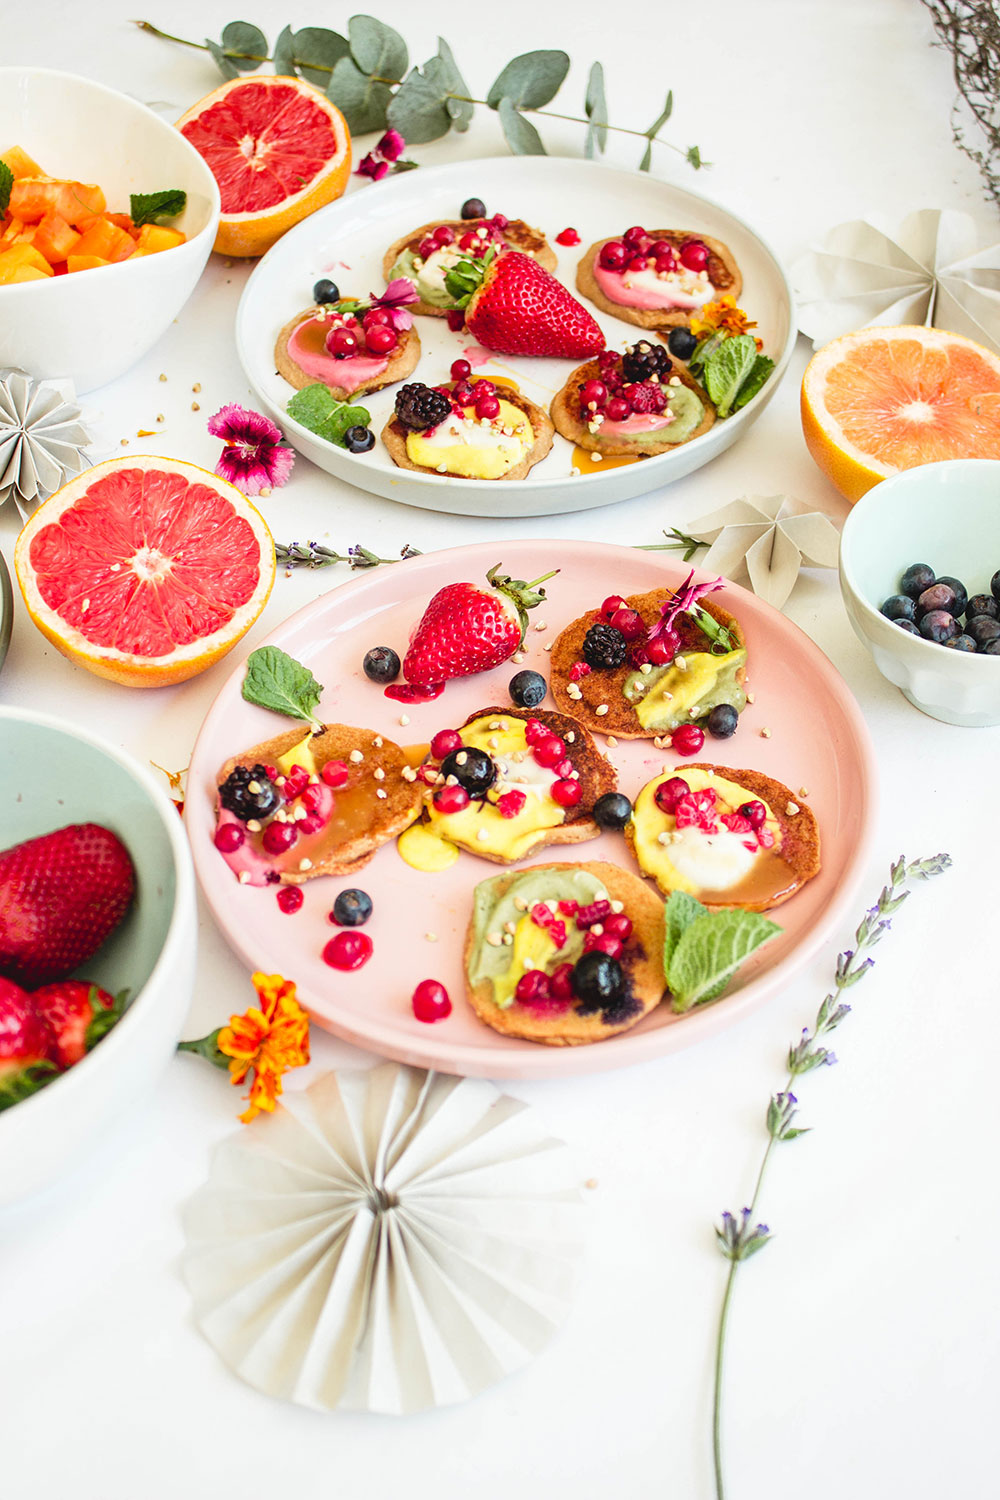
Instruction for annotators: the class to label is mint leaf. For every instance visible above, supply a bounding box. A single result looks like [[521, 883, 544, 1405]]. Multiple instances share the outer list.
[[663, 891, 706, 973], [668, 908, 781, 1013], [130, 189, 187, 227], [286, 384, 370, 447], [733, 354, 776, 410], [0, 162, 13, 215], [703, 335, 758, 418], [242, 646, 323, 726]]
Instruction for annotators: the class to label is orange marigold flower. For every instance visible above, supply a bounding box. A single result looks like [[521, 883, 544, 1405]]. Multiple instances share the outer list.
[[217, 972, 310, 1122], [690, 295, 758, 339]]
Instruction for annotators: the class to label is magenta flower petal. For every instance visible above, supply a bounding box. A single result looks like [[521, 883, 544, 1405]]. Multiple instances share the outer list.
[[375, 278, 420, 308], [386, 307, 413, 332], [209, 403, 294, 496], [377, 128, 406, 162], [207, 403, 283, 447]]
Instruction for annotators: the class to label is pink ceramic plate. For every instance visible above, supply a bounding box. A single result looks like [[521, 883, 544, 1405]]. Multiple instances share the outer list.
[[186, 540, 876, 1079]]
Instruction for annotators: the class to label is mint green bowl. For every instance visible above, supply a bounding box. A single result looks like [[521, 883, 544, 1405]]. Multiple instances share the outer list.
[[0, 707, 198, 1205], [0, 547, 11, 675]]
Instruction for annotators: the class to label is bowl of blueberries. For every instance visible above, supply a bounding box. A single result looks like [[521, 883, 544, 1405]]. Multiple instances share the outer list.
[[839, 458, 1000, 726]]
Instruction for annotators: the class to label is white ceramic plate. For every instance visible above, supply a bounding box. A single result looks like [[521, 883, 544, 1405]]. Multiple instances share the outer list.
[[235, 157, 795, 518]]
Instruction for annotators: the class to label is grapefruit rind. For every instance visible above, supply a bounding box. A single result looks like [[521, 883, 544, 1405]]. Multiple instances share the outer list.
[[801, 325, 1000, 504], [14, 456, 276, 688], [176, 77, 351, 259]]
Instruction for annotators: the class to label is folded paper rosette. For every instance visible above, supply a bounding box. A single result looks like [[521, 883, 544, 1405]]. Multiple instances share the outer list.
[[182, 1064, 586, 1413], [0, 368, 91, 518], [792, 209, 1000, 353]]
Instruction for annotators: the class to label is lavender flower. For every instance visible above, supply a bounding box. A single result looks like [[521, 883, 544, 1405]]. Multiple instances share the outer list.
[[207, 404, 294, 497]]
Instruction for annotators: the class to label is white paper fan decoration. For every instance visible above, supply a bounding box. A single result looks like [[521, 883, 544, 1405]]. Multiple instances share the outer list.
[[0, 368, 91, 518], [792, 208, 1000, 353], [181, 1064, 586, 1413]]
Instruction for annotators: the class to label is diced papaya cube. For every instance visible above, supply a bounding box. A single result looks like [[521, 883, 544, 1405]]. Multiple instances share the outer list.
[[105, 212, 135, 234], [134, 223, 186, 255], [0, 146, 45, 179], [12, 225, 36, 245], [74, 216, 119, 260], [0, 244, 54, 283], [32, 212, 82, 264], [9, 265, 51, 283], [106, 225, 137, 263], [0, 216, 22, 249], [9, 178, 106, 227], [65, 254, 110, 273]]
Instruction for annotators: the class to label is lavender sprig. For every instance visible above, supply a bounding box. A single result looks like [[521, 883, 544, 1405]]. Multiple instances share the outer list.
[[711, 852, 951, 1500], [635, 527, 707, 562], [276, 541, 421, 571]]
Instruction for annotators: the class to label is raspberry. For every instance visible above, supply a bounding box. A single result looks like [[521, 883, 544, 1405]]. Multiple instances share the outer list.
[[569, 661, 592, 682], [575, 899, 612, 930], [623, 381, 667, 415], [496, 790, 526, 819]]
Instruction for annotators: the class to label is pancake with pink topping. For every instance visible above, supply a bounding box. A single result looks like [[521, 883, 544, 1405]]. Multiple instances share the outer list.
[[275, 301, 421, 399], [577, 229, 741, 330]]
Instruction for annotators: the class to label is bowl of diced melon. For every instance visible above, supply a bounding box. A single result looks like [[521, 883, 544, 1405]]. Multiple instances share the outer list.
[[0, 67, 220, 393]]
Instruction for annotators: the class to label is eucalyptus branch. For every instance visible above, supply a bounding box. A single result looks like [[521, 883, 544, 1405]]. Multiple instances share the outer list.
[[276, 541, 421, 570], [711, 852, 951, 1500], [133, 19, 702, 170]]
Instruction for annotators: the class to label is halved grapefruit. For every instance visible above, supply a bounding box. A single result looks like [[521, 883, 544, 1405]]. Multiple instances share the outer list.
[[14, 457, 275, 688], [801, 325, 1000, 503], [177, 76, 351, 258]]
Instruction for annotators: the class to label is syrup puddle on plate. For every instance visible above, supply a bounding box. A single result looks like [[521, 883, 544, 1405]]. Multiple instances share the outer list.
[[572, 445, 641, 474]]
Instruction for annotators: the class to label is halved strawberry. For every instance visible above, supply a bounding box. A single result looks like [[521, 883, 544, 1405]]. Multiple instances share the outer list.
[[0, 823, 135, 987], [0, 976, 59, 1112], [401, 562, 557, 688], [447, 249, 605, 358]]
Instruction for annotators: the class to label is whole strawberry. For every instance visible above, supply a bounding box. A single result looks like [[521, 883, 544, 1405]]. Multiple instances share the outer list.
[[0, 976, 59, 1112], [31, 980, 121, 1068], [0, 823, 135, 988], [403, 563, 557, 688], [449, 249, 605, 359]]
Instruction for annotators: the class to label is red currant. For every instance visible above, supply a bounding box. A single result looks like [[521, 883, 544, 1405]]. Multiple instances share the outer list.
[[605, 396, 630, 422], [430, 728, 463, 759], [321, 759, 349, 788], [261, 821, 298, 855], [604, 913, 633, 941], [433, 225, 455, 245], [555, 226, 581, 246], [551, 778, 582, 808], [450, 358, 472, 381], [214, 823, 245, 853], [549, 963, 575, 1000], [680, 240, 709, 272], [276, 886, 304, 914], [671, 723, 706, 756], [623, 224, 647, 245], [601, 594, 627, 619], [365, 323, 397, 355], [654, 255, 677, 275], [434, 783, 470, 814], [412, 979, 452, 1022], [323, 931, 373, 971], [627, 255, 649, 274], [532, 735, 566, 768], [475, 393, 500, 420], [326, 325, 359, 359], [655, 776, 692, 813], [646, 636, 676, 665], [579, 379, 608, 409], [418, 236, 437, 259], [609, 607, 644, 641], [515, 969, 551, 1004], [363, 307, 393, 328], [598, 240, 628, 272]]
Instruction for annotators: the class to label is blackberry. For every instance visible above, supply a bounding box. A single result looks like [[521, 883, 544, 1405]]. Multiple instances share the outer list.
[[621, 341, 671, 383], [219, 764, 280, 822], [582, 623, 628, 670], [394, 383, 451, 431]]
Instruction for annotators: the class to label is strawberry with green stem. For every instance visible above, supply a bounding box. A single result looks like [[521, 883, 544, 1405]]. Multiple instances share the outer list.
[[399, 562, 558, 692], [0, 976, 59, 1112], [444, 248, 605, 359]]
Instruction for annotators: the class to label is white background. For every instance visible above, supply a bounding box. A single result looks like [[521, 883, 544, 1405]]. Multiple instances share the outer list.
[[2, 2, 998, 1497]]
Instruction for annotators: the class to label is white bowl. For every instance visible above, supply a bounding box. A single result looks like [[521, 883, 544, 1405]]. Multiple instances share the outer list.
[[0, 707, 198, 1205], [839, 459, 1000, 726], [0, 67, 220, 394]]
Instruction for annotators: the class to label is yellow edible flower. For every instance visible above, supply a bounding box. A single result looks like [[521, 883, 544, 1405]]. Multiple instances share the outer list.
[[690, 295, 759, 339], [217, 972, 310, 1122]]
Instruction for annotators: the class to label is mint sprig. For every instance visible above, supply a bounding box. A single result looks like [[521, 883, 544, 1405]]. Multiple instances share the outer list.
[[702, 335, 758, 418], [130, 189, 187, 226], [242, 646, 324, 727], [287, 384, 371, 448], [0, 162, 13, 216], [664, 893, 781, 1013]]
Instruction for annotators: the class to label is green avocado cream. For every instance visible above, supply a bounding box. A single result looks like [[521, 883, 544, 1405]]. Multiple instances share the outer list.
[[623, 646, 747, 731], [389, 248, 457, 309], [469, 868, 609, 1008], [605, 384, 704, 446]]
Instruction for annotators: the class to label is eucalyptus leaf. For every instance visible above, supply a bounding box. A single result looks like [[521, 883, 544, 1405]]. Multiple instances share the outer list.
[[205, 38, 239, 81], [687, 144, 705, 169], [646, 89, 673, 138], [639, 140, 653, 173], [584, 61, 608, 156], [272, 24, 297, 77], [487, 50, 570, 111], [497, 97, 547, 156], [437, 37, 473, 131], [386, 60, 453, 144], [220, 20, 267, 71], [348, 14, 408, 82], [293, 27, 350, 86], [328, 55, 391, 134]]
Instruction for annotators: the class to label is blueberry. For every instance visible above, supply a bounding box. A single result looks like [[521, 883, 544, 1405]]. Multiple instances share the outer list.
[[967, 615, 1000, 646], [706, 703, 739, 738], [966, 594, 999, 622], [332, 888, 373, 926], [344, 425, 375, 454], [461, 197, 486, 219], [894, 619, 921, 634], [880, 593, 918, 623], [592, 792, 633, 830], [900, 562, 936, 598], [667, 326, 698, 360], [313, 278, 340, 303], [441, 745, 496, 796], [363, 646, 401, 683], [918, 609, 960, 644], [935, 575, 967, 616], [917, 582, 960, 616], [508, 670, 547, 708], [992, 569, 1000, 604], [983, 639, 1000, 655], [944, 634, 978, 652], [571, 951, 625, 1011]]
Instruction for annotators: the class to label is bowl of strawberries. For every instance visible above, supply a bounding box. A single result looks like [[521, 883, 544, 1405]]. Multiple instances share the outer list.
[[0, 706, 197, 1205]]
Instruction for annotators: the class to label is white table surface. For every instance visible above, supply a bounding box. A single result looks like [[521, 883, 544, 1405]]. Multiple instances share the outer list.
[[3, 3, 998, 1496]]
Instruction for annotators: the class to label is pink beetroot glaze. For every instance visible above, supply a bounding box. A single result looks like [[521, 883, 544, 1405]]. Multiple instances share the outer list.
[[592, 261, 714, 312], [598, 411, 674, 437], [214, 784, 336, 887], [288, 318, 389, 392]]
